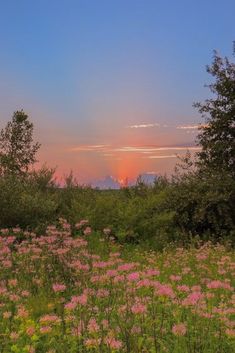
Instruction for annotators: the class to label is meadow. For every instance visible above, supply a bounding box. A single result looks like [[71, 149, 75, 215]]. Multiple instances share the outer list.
[[0, 219, 234, 353]]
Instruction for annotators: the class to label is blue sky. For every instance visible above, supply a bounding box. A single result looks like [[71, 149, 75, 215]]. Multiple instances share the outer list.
[[0, 0, 234, 181]]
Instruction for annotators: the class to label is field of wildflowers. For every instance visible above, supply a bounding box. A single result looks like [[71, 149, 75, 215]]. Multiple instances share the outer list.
[[0, 219, 234, 353]]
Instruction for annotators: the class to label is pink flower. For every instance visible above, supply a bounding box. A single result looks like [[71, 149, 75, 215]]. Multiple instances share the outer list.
[[21, 290, 30, 297], [127, 272, 140, 282], [26, 326, 35, 336], [131, 326, 141, 334], [182, 292, 203, 306], [0, 228, 9, 235], [8, 279, 18, 287], [62, 222, 71, 230], [2, 260, 12, 268], [182, 267, 191, 274], [65, 301, 77, 310], [40, 314, 61, 324], [93, 261, 110, 269], [106, 270, 118, 277], [207, 280, 232, 290], [196, 254, 207, 260], [146, 269, 160, 276], [137, 279, 152, 288], [101, 319, 109, 329], [9, 294, 20, 302], [191, 285, 201, 292], [71, 325, 82, 337], [10, 332, 19, 340], [85, 338, 101, 347], [172, 323, 187, 336], [113, 275, 125, 283], [131, 303, 147, 314], [105, 336, 123, 350], [156, 284, 175, 298], [97, 289, 109, 298], [80, 219, 89, 226], [0, 287, 7, 295], [177, 285, 190, 293], [88, 318, 100, 333], [17, 306, 29, 318], [3, 311, 12, 319], [225, 329, 235, 337], [83, 227, 92, 235], [52, 283, 66, 292], [118, 263, 136, 272], [40, 326, 52, 334], [77, 293, 88, 305]]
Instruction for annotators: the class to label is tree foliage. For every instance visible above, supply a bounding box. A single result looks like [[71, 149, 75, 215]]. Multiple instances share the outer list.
[[194, 45, 235, 177], [0, 110, 41, 176]]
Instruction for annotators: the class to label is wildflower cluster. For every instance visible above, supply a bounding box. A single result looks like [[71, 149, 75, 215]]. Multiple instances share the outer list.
[[0, 224, 234, 352]]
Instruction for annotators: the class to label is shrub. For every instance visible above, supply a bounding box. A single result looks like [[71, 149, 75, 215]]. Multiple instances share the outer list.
[[167, 171, 235, 243], [0, 171, 58, 230]]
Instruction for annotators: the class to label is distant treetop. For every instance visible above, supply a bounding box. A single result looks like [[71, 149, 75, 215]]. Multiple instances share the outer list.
[[0, 110, 41, 176]]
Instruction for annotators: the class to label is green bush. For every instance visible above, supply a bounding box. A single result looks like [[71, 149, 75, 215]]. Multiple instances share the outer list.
[[0, 172, 58, 230], [167, 171, 235, 243]]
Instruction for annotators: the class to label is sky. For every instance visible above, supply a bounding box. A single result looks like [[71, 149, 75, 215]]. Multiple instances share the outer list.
[[0, 0, 234, 183]]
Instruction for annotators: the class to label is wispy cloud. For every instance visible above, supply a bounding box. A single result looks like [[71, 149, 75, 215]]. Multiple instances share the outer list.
[[114, 146, 201, 153], [126, 122, 205, 131], [176, 124, 208, 130], [148, 155, 177, 159], [69, 145, 109, 152], [177, 125, 199, 130], [126, 123, 160, 129], [68, 144, 201, 155]]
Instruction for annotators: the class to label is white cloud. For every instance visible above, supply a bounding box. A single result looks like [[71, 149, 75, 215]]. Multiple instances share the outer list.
[[126, 123, 160, 129], [176, 124, 208, 130], [177, 125, 199, 130]]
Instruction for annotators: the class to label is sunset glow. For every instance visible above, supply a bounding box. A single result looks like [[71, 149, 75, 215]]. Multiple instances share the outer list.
[[0, 0, 234, 184]]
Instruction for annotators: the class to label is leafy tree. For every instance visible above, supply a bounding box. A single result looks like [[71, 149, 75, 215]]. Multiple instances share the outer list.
[[0, 110, 40, 176], [194, 45, 235, 177]]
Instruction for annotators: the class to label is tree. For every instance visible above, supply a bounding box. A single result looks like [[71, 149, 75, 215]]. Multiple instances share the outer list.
[[194, 45, 235, 178], [0, 110, 41, 176]]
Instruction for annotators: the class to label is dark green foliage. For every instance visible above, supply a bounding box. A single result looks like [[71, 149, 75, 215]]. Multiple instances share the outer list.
[[168, 171, 235, 242], [0, 172, 58, 230], [0, 110, 40, 176], [194, 47, 235, 177], [56, 182, 178, 249], [163, 44, 235, 246], [0, 169, 234, 247]]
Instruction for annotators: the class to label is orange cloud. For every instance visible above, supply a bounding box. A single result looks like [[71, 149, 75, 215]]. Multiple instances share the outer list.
[[69, 145, 109, 152], [113, 146, 201, 153], [148, 155, 177, 159]]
